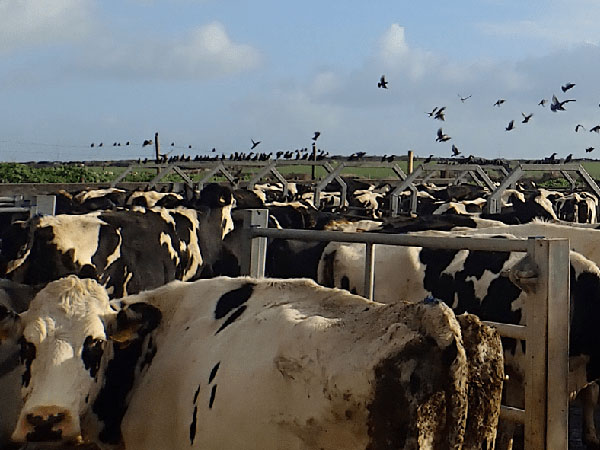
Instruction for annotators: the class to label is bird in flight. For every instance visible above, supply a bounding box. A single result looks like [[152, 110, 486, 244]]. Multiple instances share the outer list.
[[586, 147, 595, 153], [538, 99, 547, 107], [522, 113, 533, 123], [590, 125, 600, 133], [434, 107, 446, 121], [506, 120, 515, 131], [575, 124, 586, 132], [90, 143, 95, 148], [142, 139, 153, 147], [98, 142, 103, 147], [426, 107, 438, 117], [550, 94, 576, 112], [377, 75, 388, 89], [436, 128, 451, 142], [451, 144, 461, 156], [250, 139, 261, 150], [312, 131, 321, 141], [493, 99, 505, 107], [561, 82, 576, 93], [458, 94, 472, 103]]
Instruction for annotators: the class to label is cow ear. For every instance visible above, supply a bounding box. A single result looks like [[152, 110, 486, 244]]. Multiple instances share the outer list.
[[107, 302, 162, 347], [0, 304, 23, 344]]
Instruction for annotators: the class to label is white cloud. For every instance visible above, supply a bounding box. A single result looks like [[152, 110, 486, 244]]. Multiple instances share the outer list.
[[79, 22, 262, 79], [478, 0, 600, 48], [0, 0, 94, 53]]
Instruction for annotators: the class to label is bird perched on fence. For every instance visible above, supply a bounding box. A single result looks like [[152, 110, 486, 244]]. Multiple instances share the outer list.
[[547, 152, 557, 163], [506, 120, 515, 131], [250, 139, 261, 150], [451, 144, 461, 156], [493, 99, 505, 107], [564, 153, 573, 163], [423, 154, 434, 164], [590, 125, 600, 133], [522, 113, 533, 123], [561, 82, 576, 93], [436, 128, 451, 142], [538, 99, 547, 107], [312, 131, 321, 141], [576, 124, 586, 132], [550, 94, 576, 112], [377, 75, 388, 89]]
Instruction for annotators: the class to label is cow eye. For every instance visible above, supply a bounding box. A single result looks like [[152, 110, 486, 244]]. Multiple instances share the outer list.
[[18, 337, 36, 364]]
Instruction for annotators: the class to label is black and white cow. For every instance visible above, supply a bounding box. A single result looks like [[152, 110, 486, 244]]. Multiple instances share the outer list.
[[2, 275, 503, 449], [0, 185, 235, 298], [317, 232, 600, 448]]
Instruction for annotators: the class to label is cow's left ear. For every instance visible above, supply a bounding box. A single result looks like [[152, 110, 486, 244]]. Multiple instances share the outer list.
[[106, 302, 162, 347], [0, 304, 23, 344]]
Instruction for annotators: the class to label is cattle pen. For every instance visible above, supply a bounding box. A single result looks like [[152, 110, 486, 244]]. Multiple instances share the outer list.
[[239, 209, 571, 450]]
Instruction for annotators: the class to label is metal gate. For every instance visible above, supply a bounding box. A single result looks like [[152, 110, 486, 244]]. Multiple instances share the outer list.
[[239, 209, 570, 450]]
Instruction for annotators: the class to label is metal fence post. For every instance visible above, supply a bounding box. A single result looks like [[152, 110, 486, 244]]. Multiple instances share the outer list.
[[364, 243, 376, 300], [240, 209, 269, 278], [525, 237, 569, 450]]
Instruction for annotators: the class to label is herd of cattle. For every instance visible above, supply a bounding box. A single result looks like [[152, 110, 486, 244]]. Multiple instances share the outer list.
[[0, 177, 600, 449]]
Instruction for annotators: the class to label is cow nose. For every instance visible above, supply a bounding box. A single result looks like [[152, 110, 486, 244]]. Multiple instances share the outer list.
[[18, 407, 77, 442]]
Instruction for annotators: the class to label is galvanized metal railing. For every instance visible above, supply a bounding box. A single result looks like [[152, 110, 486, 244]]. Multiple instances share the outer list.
[[239, 209, 570, 450]]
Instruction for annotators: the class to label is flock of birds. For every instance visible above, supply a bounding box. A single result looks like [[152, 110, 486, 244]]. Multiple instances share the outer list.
[[87, 75, 600, 165], [377, 75, 600, 162]]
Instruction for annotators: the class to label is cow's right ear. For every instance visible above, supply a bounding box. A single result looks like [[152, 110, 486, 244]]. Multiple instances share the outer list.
[[0, 304, 23, 344], [106, 302, 162, 348]]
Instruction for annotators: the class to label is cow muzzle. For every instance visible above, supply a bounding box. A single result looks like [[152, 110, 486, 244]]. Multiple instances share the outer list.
[[11, 405, 82, 443]]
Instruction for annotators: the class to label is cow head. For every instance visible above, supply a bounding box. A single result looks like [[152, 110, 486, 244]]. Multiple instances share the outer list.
[[197, 183, 236, 238], [4, 276, 161, 446]]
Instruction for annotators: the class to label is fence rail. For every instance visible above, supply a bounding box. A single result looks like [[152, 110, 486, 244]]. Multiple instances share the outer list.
[[239, 209, 570, 450]]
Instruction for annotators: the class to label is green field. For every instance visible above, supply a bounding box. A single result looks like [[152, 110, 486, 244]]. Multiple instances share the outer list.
[[2, 159, 600, 189]]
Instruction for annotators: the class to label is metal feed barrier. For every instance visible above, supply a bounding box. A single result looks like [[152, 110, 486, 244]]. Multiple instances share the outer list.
[[239, 209, 570, 450], [0, 195, 56, 216]]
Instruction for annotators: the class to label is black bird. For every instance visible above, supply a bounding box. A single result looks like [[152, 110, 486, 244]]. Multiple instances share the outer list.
[[586, 147, 595, 153], [548, 152, 557, 162], [250, 139, 261, 150], [426, 107, 438, 117], [550, 94, 576, 112], [125, 141, 130, 146], [506, 120, 515, 131], [493, 99, 505, 107], [436, 128, 451, 142], [564, 153, 573, 163], [188, 145, 192, 149], [458, 94, 472, 103], [212, 147, 217, 152], [434, 107, 446, 121], [377, 75, 388, 89], [423, 154, 434, 164], [521, 113, 533, 123], [90, 143, 94, 148], [98, 142, 103, 147], [312, 131, 321, 141], [561, 82, 576, 93], [113, 142, 117, 146], [538, 99, 547, 107], [590, 125, 600, 133], [142, 139, 153, 147], [451, 144, 461, 156], [575, 124, 586, 132], [171, 142, 175, 146]]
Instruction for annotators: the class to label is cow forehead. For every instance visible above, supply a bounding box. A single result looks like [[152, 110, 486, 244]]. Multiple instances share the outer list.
[[23, 277, 112, 339]]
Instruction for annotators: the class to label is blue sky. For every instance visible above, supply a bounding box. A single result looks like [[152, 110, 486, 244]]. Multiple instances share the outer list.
[[2, 0, 600, 162]]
